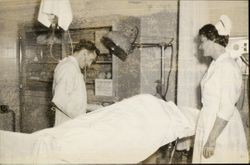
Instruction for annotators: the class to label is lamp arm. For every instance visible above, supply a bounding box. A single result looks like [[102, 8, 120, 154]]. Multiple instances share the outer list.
[[133, 38, 174, 48]]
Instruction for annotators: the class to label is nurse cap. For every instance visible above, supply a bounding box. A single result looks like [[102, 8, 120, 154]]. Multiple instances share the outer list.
[[215, 15, 232, 36]]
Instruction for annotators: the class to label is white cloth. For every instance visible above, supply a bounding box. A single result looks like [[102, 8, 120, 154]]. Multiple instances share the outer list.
[[52, 56, 87, 126], [215, 15, 232, 36], [176, 106, 200, 151], [0, 131, 38, 164], [38, 0, 73, 31], [0, 94, 199, 164], [192, 51, 249, 163]]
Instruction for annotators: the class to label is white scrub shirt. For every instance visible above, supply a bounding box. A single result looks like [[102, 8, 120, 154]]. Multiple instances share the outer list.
[[52, 56, 87, 126], [192, 52, 249, 163]]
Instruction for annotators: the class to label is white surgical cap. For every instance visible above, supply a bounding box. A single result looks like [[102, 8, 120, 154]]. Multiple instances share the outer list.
[[215, 15, 232, 36]]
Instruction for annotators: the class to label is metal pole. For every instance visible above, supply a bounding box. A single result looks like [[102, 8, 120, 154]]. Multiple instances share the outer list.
[[9, 110, 16, 132], [161, 45, 165, 96]]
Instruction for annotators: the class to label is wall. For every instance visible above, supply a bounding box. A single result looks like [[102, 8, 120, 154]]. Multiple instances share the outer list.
[[112, 17, 142, 99], [140, 10, 178, 101], [0, 0, 39, 131], [177, 1, 210, 109], [208, 1, 248, 36], [0, 23, 19, 131]]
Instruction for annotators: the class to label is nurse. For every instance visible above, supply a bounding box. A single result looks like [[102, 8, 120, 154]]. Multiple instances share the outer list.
[[51, 39, 99, 126], [192, 15, 249, 163]]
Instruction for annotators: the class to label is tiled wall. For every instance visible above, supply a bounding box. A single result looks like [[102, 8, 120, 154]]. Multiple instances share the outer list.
[[0, 29, 20, 131], [0, 0, 38, 132]]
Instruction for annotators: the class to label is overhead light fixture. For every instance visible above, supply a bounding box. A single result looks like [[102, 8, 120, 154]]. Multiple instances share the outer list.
[[101, 26, 139, 61]]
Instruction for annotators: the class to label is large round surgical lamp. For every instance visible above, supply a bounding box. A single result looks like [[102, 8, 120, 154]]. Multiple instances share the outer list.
[[102, 32, 132, 61], [102, 27, 139, 61], [101, 26, 174, 100]]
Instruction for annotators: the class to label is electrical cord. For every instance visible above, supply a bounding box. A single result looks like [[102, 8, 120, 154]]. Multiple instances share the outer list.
[[49, 27, 74, 61], [239, 65, 249, 111], [48, 25, 60, 61], [238, 54, 249, 110], [67, 30, 74, 56], [240, 55, 249, 66], [49, 43, 59, 61], [163, 44, 174, 100]]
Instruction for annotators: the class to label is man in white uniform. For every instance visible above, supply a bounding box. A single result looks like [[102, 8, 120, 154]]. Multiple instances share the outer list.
[[51, 39, 99, 126]]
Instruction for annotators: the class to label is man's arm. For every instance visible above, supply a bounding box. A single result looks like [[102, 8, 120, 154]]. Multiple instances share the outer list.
[[52, 65, 76, 117]]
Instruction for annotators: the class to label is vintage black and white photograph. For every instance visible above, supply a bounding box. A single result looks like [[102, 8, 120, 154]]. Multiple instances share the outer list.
[[0, 0, 248, 164]]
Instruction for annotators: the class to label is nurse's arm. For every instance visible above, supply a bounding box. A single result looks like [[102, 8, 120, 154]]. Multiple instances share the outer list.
[[203, 116, 228, 158], [203, 62, 240, 158], [204, 63, 240, 145]]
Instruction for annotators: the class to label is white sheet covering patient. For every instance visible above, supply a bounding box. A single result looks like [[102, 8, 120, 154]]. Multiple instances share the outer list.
[[0, 94, 199, 164]]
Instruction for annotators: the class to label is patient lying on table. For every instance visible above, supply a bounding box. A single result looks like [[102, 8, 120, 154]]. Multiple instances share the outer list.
[[0, 94, 199, 164]]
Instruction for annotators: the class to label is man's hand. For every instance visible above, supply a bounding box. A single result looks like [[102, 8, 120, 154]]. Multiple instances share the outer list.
[[50, 106, 57, 112], [50, 102, 57, 111], [203, 139, 216, 159]]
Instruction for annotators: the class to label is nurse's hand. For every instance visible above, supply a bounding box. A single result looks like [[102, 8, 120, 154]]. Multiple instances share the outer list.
[[203, 139, 216, 159]]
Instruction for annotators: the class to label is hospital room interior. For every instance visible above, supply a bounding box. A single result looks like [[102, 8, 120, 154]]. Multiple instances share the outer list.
[[0, 0, 249, 164]]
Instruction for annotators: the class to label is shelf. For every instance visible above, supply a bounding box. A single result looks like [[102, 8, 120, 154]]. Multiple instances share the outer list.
[[67, 42, 78, 44], [85, 79, 95, 84], [86, 82, 95, 85], [95, 61, 112, 64], [87, 95, 118, 104], [26, 43, 62, 47], [28, 61, 59, 64], [27, 78, 52, 83]]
